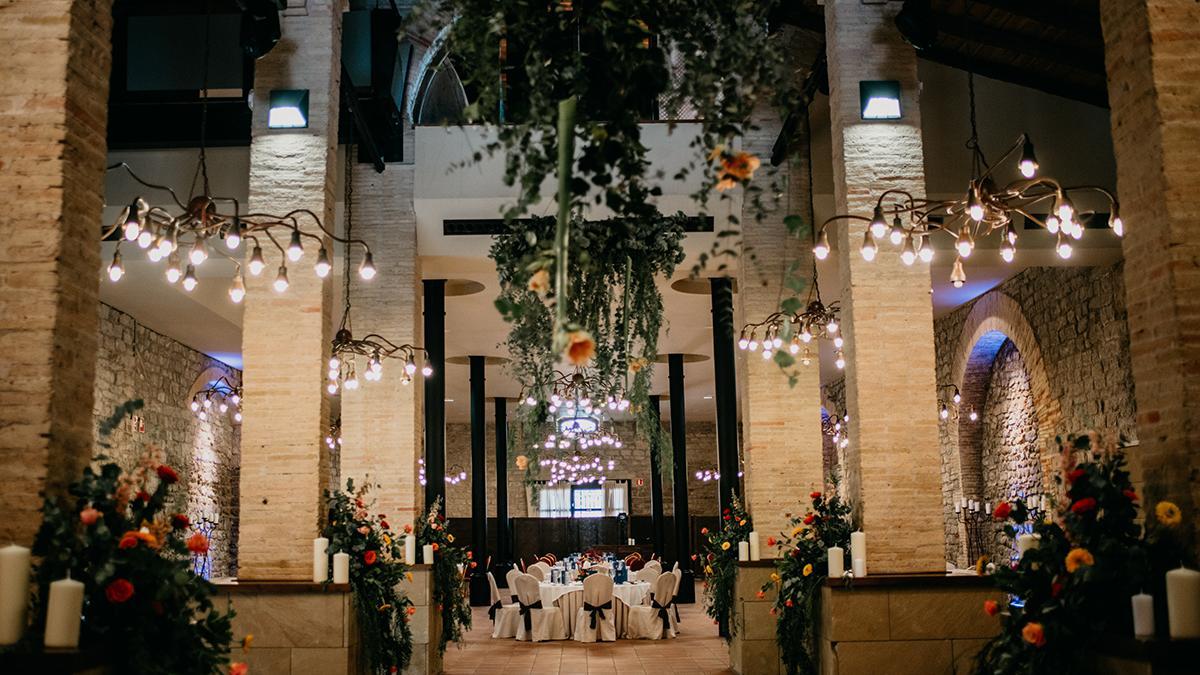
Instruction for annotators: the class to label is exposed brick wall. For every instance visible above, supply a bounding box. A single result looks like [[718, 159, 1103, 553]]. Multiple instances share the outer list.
[[1101, 0, 1200, 549], [0, 0, 113, 546], [93, 304, 242, 577], [442, 420, 720, 519]]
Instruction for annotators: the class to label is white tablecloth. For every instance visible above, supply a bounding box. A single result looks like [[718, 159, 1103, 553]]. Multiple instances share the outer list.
[[539, 581, 650, 635]]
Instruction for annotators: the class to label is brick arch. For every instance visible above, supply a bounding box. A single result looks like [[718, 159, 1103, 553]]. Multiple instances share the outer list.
[[948, 292, 1062, 506]]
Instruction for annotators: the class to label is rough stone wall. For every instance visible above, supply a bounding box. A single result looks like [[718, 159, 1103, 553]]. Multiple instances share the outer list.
[[442, 421, 719, 519], [93, 304, 242, 577], [821, 378, 847, 479]]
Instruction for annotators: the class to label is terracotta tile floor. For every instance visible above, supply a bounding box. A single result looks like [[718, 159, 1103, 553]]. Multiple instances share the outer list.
[[443, 584, 732, 674]]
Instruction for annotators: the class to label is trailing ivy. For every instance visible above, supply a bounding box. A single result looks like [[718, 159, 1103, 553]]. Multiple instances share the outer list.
[[700, 493, 752, 639]]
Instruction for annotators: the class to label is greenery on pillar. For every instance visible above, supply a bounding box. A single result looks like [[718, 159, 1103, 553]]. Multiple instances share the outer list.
[[699, 493, 752, 638], [416, 498, 473, 653]]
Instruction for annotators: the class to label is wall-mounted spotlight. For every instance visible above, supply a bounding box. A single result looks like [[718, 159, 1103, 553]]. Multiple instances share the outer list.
[[859, 80, 902, 120], [267, 89, 310, 129]]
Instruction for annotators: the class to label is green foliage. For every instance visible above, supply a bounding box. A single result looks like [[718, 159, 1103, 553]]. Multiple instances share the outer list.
[[416, 498, 473, 653], [323, 480, 414, 674], [700, 494, 752, 639], [761, 482, 854, 675], [29, 402, 233, 674]]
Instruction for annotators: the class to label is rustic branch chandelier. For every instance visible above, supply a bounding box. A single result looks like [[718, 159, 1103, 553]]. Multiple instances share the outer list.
[[738, 267, 845, 370], [812, 73, 1122, 289], [190, 376, 242, 424]]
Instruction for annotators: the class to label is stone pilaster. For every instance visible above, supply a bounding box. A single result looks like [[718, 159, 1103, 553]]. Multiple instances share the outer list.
[[0, 0, 111, 545], [1100, 0, 1200, 549], [824, 1, 943, 573], [400, 565, 443, 675], [340, 157, 424, 524], [238, 1, 343, 580]]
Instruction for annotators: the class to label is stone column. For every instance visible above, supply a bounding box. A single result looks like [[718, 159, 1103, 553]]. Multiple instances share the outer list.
[[0, 0, 112, 545], [340, 157, 423, 525], [238, 1, 343, 580], [736, 99, 825, 554], [824, 1, 943, 573], [1100, 0, 1200, 546]]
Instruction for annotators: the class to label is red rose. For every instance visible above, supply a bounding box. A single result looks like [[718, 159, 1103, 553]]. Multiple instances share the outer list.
[[724, 515, 731, 521], [364, 550, 378, 565], [810, 491, 822, 499], [690, 554, 698, 561], [118, 533, 139, 549], [1051, 582, 1064, 598], [983, 600, 999, 616], [466, 550, 473, 559], [230, 663, 248, 675], [135, 490, 151, 503], [803, 513, 815, 525], [187, 532, 210, 554], [403, 524, 413, 534], [171, 514, 190, 530], [1070, 497, 1097, 515], [992, 502, 1013, 520], [156, 464, 179, 484], [80, 507, 101, 526], [469, 561, 477, 568], [1123, 489, 1138, 502], [785, 599, 794, 608], [378, 513, 387, 519], [723, 508, 731, 515], [381, 520, 390, 530], [1067, 468, 1085, 483], [105, 578, 135, 604], [700, 527, 709, 535], [766, 537, 777, 547]]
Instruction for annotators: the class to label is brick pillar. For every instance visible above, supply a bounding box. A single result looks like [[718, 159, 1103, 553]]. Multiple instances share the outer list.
[[824, 1, 943, 573], [340, 157, 423, 525], [238, 1, 343, 580], [736, 100, 825, 551], [1100, 0, 1200, 546], [0, 0, 112, 545]]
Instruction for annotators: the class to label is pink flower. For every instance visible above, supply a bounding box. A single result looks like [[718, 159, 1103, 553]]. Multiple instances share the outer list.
[[79, 507, 101, 526]]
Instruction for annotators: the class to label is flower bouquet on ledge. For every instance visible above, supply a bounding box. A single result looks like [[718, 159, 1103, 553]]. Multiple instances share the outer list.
[[27, 400, 236, 675], [322, 479, 414, 674], [759, 483, 854, 675], [415, 498, 472, 653], [699, 493, 752, 639], [973, 431, 1193, 675]]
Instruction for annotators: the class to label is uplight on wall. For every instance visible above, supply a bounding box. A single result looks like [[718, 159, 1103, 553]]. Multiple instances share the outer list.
[[859, 80, 902, 120], [267, 89, 310, 129]]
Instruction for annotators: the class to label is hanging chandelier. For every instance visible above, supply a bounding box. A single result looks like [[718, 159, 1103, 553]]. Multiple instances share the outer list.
[[444, 464, 468, 485], [190, 376, 242, 424], [823, 412, 849, 450], [325, 418, 342, 451], [812, 73, 1121, 289], [542, 455, 616, 486], [738, 263, 845, 370]]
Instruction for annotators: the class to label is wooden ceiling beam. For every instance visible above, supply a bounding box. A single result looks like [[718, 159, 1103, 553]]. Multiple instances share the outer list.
[[931, 14, 1105, 74], [916, 46, 1108, 108], [962, 0, 1100, 34]]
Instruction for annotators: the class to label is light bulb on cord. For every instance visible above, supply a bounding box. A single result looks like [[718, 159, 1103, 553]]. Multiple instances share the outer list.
[[888, 216, 904, 246], [156, 231, 175, 258], [405, 355, 418, 376], [273, 265, 290, 292], [999, 241, 1015, 263], [225, 219, 243, 250], [1019, 136, 1038, 178], [182, 264, 198, 292], [422, 359, 433, 377], [359, 251, 377, 280], [917, 236, 934, 263], [900, 233, 917, 265], [953, 391, 961, 405], [1056, 234, 1073, 259], [1056, 194, 1075, 222], [860, 230, 878, 262], [286, 229, 304, 262], [229, 273, 246, 303], [147, 247, 163, 262], [1069, 220, 1083, 240], [248, 245, 266, 276], [314, 247, 332, 278], [950, 257, 967, 289], [136, 229, 153, 249], [826, 319, 839, 334], [813, 229, 830, 260], [1109, 205, 1124, 237], [968, 186, 984, 221], [1005, 221, 1018, 245], [955, 226, 974, 258], [189, 238, 208, 265], [868, 206, 888, 239], [939, 404, 949, 420], [165, 252, 182, 283], [1045, 215, 1060, 234], [737, 334, 749, 350], [122, 199, 141, 241], [107, 250, 124, 282], [834, 349, 846, 370]]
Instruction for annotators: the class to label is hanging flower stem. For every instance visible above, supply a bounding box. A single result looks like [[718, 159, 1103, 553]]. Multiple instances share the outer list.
[[553, 96, 577, 339]]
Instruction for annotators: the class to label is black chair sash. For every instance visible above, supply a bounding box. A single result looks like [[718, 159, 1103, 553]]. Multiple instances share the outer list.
[[518, 599, 543, 632], [489, 599, 502, 622], [583, 600, 613, 630], [651, 598, 671, 634]]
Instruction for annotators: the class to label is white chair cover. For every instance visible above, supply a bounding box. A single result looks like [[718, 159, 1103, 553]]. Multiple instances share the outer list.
[[572, 574, 617, 643], [487, 571, 521, 639], [505, 568, 521, 604], [528, 562, 550, 582], [625, 572, 677, 640], [514, 573, 566, 642], [643, 560, 663, 574], [669, 569, 683, 631], [672, 561, 680, 574], [635, 567, 660, 599]]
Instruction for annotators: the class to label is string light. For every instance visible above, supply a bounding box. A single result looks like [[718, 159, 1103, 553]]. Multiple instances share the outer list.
[[190, 376, 242, 424]]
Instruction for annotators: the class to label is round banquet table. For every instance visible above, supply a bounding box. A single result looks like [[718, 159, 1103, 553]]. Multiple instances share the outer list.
[[538, 581, 651, 636]]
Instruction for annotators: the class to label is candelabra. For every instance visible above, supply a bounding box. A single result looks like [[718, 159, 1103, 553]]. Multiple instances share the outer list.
[[954, 497, 992, 565]]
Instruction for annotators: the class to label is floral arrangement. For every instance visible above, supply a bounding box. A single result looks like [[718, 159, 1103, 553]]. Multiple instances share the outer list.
[[416, 498, 472, 653], [29, 400, 237, 675], [759, 485, 854, 675], [699, 494, 753, 639], [323, 480, 414, 674], [974, 432, 1192, 674]]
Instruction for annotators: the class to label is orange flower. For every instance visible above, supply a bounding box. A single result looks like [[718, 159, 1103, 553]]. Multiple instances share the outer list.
[[241, 634, 254, 652], [756, 590, 765, 599], [527, 269, 550, 295], [629, 357, 650, 373], [118, 532, 140, 549], [1065, 547, 1094, 573], [80, 507, 101, 526], [406, 606, 417, 616], [229, 663, 248, 675], [983, 600, 999, 616], [715, 152, 761, 191], [404, 524, 413, 534], [564, 330, 596, 366], [1021, 622, 1046, 647], [186, 532, 210, 555], [432, 543, 440, 552]]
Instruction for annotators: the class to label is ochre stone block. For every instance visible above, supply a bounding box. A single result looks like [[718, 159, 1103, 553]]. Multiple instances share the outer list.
[[888, 588, 1001, 640], [833, 640, 953, 675]]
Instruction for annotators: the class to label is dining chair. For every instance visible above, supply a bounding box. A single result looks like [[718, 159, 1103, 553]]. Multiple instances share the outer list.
[[505, 568, 522, 604], [528, 562, 549, 582], [669, 568, 683, 630], [572, 574, 616, 642], [514, 573, 566, 642], [634, 567, 660, 587], [487, 571, 521, 638], [643, 560, 662, 575], [624, 572, 677, 640]]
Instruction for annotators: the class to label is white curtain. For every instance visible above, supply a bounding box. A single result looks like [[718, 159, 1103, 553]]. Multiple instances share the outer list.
[[538, 484, 572, 517], [603, 482, 628, 516]]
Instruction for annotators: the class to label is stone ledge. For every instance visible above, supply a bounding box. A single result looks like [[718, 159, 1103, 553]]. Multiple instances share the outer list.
[[213, 578, 352, 594], [824, 572, 993, 589]]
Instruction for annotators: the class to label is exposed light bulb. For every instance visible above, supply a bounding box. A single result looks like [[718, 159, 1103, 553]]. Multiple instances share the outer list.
[[405, 355, 418, 376], [189, 238, 208, 265], [1045, 215, 1060, 235], [834, 349, 845, 370], [1056, 234, 1073, 260], [273, 265, 290, 292], [1019, 137, 1038, 178], [225, 220, 242, 250], [287, 229, 303, 262], [147, 247, 163, 263], [888, 216, 904, 246], [229, 273, 246, 303], [737, 336, 749, 350], [107, 251, 124, 282], [999, 242, 1015, 263], [1056, 195, 1075, 222], [813, 229, 831, 260], [136, 230, 153, 249], [950, 257, 967, 289], [968, 187, 984, 222], [156, 233, 175, 258], [166, 252, 182, 283], [314, 247, 332, 278], [900, 233, 916, 265], [359, 251, 376, 280], [422, 359, 433, 377], [182, 264, 198, 291], [1110, 209, 1124, 237], [917, 237, 934, 263], [761, 348, 773, 360], [248, 245, 266, 276], [955, 227, 974, 258], [860, 230, 878, 262], [1005, 221, 1018, 245], [869, 206, 888, 239], [826, 319, 838, 334], [968, 409, 979, 421], [122, 200, 141, 241], [940, 404, 949, 420]]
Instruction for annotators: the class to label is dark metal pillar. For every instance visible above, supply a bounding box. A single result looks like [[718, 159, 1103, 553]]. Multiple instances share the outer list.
[[494, 397, 510, 571], [710, 277, 739, 517], [669, 354, 695, 603], [468, 355, 489, 605], [649, 395, 666, 556], [423, 279, 446, 511]]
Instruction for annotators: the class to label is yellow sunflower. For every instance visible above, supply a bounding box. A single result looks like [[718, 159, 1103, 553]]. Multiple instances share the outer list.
[[721, 541, 731, 551], [1065, 547, 1094, 573], [1156, 501, 1182, 527]]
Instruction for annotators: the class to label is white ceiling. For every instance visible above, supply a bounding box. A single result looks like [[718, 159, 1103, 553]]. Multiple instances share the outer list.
[[99, 61, 1123, 422]]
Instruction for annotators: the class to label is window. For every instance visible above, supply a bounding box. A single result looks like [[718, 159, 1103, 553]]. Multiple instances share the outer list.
[[571, 485, 605, 518], [534, 480, 631, 518]]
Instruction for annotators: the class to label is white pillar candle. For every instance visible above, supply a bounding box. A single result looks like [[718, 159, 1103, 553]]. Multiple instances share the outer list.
[[1132, 592, 1155, 638], [1166, 566, 1200, 638], [313, 537, 329, 583], [850, 531, 866, 564], [748, 532, 761, 561], [404, 535, 417, 566], [984, 502, 992, 515], [852, 557, 867, 578], [43, 575, 84, 648], [959, 496, 968, 509], [827, 546, 845, 578], [333, 552, 350, 584], [1016, 534, 1038, 558], [737, 541, 750, 562], [954, 503, 961, 514], [422, 543, 435, 565], [0, 544, 31, 645]]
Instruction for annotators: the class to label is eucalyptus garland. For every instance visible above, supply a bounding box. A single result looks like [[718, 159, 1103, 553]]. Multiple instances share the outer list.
[[490, 213, 685, 479]]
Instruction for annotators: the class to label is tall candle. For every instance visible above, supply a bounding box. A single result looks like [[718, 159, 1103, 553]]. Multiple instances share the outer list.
[[313, 537, 329, 583], [954, 503, 961, 514], [748, 532, 761, 561], [852, 557, 867, 578], [422, 543, 435, 565], [333, 552, 350, 584], [827, 546, 845, 578], [43, 575, 84, 648], [850, 531, 866, 563], [404, 535, 417, 566], [1166, 566, 1200, 638], [0, 544, 31, 645], [737, 541, 750, 562], [1132, 592, 1155, 638]]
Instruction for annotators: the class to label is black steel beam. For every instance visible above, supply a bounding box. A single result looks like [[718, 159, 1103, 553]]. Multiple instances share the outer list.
[[710, 278, 740, 517], [669, 354, 695, 604], [649, 395, 666, 556], [468, 355, 489, 605], [423, 280, 446, 511]]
